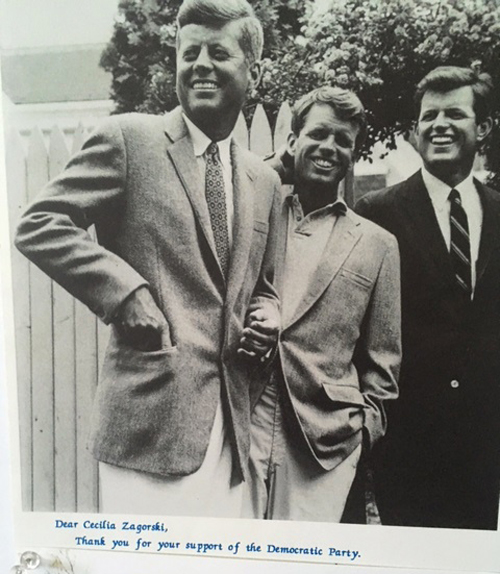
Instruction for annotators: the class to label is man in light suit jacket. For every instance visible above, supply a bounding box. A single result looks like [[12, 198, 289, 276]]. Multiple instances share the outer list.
[[14, 0, 281, 517], [356, 66, 500, 529], [242, 87, 401, 522]]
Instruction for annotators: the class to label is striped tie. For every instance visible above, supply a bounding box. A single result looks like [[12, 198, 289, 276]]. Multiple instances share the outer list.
[[449, 188, 472, 297], [205, 142, 230, 278]]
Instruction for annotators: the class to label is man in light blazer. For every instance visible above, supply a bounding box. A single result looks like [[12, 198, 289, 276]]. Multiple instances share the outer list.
[[356, 66, 500, 529], [243, 87, 401, 521], [14, 0, 281, 517]]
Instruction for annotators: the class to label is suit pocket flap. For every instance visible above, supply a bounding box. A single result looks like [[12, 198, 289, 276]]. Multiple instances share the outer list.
[[321, 383, 366, 408], [254, 220, 269, 234], [340, 268, 372, 288]]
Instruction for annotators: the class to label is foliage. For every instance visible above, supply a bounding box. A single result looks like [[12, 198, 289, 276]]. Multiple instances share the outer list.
[[101, 0, 500, 186], [100, 0, 308, 115]]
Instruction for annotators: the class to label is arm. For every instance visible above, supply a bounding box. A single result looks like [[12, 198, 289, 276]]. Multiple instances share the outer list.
[[354, 236, 401, 448], [15, 118, 167, 348], [240, 176, 282, 358]]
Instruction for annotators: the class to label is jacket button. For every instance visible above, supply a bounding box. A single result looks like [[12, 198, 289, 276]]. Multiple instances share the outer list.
[[450, 379, 460, 389]]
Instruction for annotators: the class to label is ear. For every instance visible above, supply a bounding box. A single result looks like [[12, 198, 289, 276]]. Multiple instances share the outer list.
[[477, 116, 493, 143], [248, 61, 262, 91], [286, 131, 297, 158]]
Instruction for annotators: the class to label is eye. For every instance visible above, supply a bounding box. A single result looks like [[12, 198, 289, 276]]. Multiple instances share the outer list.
[[447, 109, 467, 120], [420, 111, 436, 122], [212, 48, 230, 61], [182, 48, 199, 62], [336, 133, 354, 149], [308, 129, 328, 141]]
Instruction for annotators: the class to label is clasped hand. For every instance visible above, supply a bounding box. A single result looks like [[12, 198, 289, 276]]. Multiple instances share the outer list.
[[238, 306, 280, 361]]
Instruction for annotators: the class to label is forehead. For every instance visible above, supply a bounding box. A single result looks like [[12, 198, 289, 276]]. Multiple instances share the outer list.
[[419, 86, 475, 112], [302, 103, 359, 134], [177, 21, 244, 50]]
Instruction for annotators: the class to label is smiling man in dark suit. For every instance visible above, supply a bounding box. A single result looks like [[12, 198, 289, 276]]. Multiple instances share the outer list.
[[356, 66, 500, 529], [14, 0, 281, 517]]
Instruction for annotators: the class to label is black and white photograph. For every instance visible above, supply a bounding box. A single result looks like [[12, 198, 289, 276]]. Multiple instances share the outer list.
[[1, 0, 500, 571]]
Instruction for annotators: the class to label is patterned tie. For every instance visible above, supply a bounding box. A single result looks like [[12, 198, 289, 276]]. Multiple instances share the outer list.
[[205, 142, 230, 278], [449, 188, 472, 297]]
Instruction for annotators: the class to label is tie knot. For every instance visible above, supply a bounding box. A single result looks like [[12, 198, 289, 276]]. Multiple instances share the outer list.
[[449, 188, 461, 204], [207, 142, 220, 159]]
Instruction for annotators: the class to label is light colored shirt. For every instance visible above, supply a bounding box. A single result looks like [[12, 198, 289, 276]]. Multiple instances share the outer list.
[[281, 193, 347, 325], [182, 113, 234, 247], [422, 168, 482, 293]]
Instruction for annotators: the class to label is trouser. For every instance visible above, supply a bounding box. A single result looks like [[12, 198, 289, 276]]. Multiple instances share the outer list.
[[99, 399, 244, 517], [242, 371, 361, 522]]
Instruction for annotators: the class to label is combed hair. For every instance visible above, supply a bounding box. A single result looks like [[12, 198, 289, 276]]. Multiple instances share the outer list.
[[177, 0, 264, 64], [415, 66, 494, 122], [291, 86, 367, 153]]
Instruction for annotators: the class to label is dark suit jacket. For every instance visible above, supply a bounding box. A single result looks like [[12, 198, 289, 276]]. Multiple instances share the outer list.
[[356, 170, 500, 529], [15, 108, 281, 481], [266, 196, 401, 472]]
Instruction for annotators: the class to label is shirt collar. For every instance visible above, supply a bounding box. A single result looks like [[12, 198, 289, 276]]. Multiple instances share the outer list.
[[182, 113, 232, 167], [422, 167, 476, 210], [285, 191, 348, 216]]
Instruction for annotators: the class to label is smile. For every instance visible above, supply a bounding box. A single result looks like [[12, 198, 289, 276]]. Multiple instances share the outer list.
[[430, 135, 455, 145], [312, 158, 335, 169], [192, 81, 219, 90]]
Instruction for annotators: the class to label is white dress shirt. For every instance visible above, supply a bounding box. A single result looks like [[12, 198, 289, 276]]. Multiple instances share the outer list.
[[183, 113, 234, 247], [422, 168, 482, 294]]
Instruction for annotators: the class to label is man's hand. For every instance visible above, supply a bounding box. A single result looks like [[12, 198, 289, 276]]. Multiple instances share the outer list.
[[265, 145, 295, 185], [114, 286, 170, 351], [238, 307, 280, 360]]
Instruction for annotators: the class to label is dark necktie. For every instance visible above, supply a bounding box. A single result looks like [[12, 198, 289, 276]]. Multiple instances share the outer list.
[[205, 142, 230, 278], [449, 188, 472, 297]]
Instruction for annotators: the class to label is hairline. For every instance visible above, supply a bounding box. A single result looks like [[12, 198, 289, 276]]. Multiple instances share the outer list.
[[176, 17, 262, 64], [414, 68, 493, 123]]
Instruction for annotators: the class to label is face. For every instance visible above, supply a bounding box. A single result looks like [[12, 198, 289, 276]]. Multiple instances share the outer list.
[[287, 103, 359, 192], [415, 86, 492, 185], [176, 21, 260, 137]]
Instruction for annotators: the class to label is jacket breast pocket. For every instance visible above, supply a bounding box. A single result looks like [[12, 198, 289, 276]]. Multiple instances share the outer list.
[[253, 220, 269, 235], [339, 268, 372, 289]]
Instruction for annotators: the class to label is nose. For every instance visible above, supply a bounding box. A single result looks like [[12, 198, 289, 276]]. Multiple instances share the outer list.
[[193, 46, 213, 73], [432, 111, 449, 130], [318, 135, 337, 155]]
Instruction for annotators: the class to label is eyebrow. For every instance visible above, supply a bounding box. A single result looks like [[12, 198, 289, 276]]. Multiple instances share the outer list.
[[308, 123, 354, 136], [421, 105, 471, 113]]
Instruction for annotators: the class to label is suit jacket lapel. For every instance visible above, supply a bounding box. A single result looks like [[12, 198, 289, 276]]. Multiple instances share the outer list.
[[164, 109, 221, 275], [275, 186, 293, 297], [282, 210, 362, 331], [225, 142, 254, 306], [399, 170, 455, 289]]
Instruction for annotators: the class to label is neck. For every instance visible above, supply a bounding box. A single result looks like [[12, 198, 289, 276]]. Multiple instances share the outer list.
[[188, 111, 237, 142], [425, 164, 473, 189], [295, 182, 340, 216]]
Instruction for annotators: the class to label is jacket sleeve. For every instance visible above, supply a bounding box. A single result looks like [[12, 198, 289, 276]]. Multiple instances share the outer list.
[[248, 174, 281, 320], [14, 118, 148, 324], [355, 234, 401, 447]]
